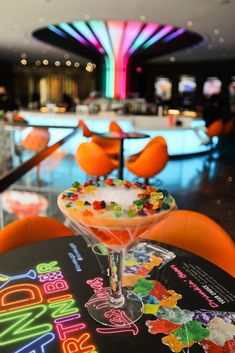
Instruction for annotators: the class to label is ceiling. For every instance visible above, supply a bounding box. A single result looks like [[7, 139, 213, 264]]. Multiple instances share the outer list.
[[1, 0, 235, 66]]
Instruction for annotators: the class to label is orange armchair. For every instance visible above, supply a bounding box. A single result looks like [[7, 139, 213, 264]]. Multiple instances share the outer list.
[[125, 141, 169, 184], [78, 119, 93, 138], [206, 119, 224, 138], [109, 121, 124, 133], [75, 141, 118, 180], [143, 210, 235, 277], [21, 128, 50, 152], [128, 136, 167, 163], [0, 216, 74, 254]]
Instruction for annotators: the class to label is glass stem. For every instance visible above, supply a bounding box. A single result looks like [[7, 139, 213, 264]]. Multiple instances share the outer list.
[[108, 249, 125, 308]]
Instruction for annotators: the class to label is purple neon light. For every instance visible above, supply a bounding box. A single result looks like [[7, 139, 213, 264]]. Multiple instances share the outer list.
[[59, 22, 88, 45], [129, 23, 159, 53], [163, 28, 186, 42], [72, 21, 104, 53], [144, 25, 174, 48]]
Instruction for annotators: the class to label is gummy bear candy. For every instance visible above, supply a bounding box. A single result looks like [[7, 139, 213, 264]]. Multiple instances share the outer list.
[[143, 295, 159, 305], [133, 278, 154, 297], [143, 303, 159, 315], [199, 339, 223, 353], [122, 274, 142, 287], [157, 306, 193, 324], [207, 317, 235, 346], [193, 310, 218, 325], [162, 334, 193, 352], [150, 281, 169, 300], [159, 290, 182, 308], [173, 320, 209, 345], [222, 338, 235, 353], [146, 318, 180, 335]]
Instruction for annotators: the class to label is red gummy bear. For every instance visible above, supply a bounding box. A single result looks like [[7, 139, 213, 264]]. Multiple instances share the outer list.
[[146, 318, 180, 335], [222, 339, 235, 353], [200, 338, 235, 353], [150, 281, 169, 300], [199, 339, 222, 353], [105, 178, 114, 186], [93, 200, 106, 210]]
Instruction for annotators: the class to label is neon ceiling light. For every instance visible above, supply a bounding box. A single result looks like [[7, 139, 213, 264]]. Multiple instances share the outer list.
[[47, 21, 189, 98]]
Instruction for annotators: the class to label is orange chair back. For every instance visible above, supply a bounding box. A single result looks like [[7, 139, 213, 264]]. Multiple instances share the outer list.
[[78, 120, 92, 137], [223, 120, 234, 135], [92, 135, 120, 155], [0, 216, 74, 254], [144, 136, 167, 150], [75, 142, 118, 177], [206, 120, 224, 138], [109, 121, 124, 133], [21, 128, 50, 152], [126, 142, 169, 179], [144, 210, 235, 277]]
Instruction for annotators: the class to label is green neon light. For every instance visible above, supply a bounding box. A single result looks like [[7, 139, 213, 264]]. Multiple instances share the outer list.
[[49, 299, 79, 319], [89, 21, 115, 98], [0, 305, 52, 346], [36, 261, 60, 274]]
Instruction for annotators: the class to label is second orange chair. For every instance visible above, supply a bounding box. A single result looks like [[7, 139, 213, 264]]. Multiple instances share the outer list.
[[75, 141, 118, 180], [125, 139, 169, 184]]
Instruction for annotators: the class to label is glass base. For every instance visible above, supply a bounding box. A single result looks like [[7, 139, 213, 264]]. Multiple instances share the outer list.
[[86, 287, 143, 327]]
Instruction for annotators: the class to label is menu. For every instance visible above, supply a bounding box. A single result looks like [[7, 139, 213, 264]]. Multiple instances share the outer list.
[[0, 236, 234, 353]]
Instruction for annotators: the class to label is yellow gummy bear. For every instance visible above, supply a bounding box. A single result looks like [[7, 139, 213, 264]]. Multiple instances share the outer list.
[[160, 290, 182, 308], [124, 260, 139, 267], [162, 334, 190, 352], [85, 185, 97, 193], [143, 256, 163, 269], [122, 274, 142, 287], [75, 200, 84, 207], [144, 303, 159, 315], [69, 207, 78, 213]]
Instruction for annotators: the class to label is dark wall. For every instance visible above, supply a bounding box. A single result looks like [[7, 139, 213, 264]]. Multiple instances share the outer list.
[[0, 60, 14, 95], [133, 58, 235, 105]]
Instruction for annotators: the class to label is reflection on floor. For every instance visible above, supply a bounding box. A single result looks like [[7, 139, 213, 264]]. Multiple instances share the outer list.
[[1, 141, 235, 240]]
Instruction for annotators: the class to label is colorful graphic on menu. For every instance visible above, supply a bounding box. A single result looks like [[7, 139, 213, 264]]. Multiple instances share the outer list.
[[0, 260, 97, 353], [0, 240, 234, 353]]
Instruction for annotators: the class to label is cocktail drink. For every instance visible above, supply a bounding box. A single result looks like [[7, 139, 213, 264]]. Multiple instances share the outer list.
[[58, 179, 176, 326]]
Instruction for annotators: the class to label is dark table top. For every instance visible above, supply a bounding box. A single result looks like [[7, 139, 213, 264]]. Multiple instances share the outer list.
[[0, 236, 234, 353], [92, 131, 150, 140]]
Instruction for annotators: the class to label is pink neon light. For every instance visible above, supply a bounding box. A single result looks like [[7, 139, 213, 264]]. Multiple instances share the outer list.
[[55, 313, 81, 324], [96, 309, 139, 335], [62, 332, 96, 353], [56, 322, 86, 340], [107, 21, 125, 97], [38, 271, 64, 283], [43, 279, 69, 295], [129, 23, 159, 53]]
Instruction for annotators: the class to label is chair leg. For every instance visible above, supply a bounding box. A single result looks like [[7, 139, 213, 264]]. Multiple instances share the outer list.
[[145, 178, 149, 184]]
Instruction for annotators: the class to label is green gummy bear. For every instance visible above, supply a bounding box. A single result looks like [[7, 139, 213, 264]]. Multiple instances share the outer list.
[[72, 181, 80, 188], [173, 321, 210, 345], [133, 199, 147, 208], [133, 278, 155, 297]]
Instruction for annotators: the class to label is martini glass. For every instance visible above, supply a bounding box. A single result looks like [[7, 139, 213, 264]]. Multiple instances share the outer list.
[[58, 185, 175, 327]]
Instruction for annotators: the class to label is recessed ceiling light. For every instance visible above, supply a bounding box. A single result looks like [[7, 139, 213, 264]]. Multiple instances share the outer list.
[[170, 56, 176, 62], [74, 62, 80, 68], [140, 15, 146, 21], [43, 59, 49, 65], [55, 60, 60, 67], [84, 14, 90, 20], [219, 37, 225, 43], [186, 20, 193, 27], [214, 28, 220, 35], [21, 59, 27, 66], [35, 60, 41, 66], [66, 60, 72, 66]]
